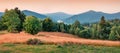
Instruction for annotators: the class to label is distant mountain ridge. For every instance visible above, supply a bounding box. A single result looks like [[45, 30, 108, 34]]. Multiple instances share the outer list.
[[45, 12, 72, 22], [0, 12, 3, 17], [22, 10, 47, 19], [0, 10, 120, 24], [64, 10, 120, 24]]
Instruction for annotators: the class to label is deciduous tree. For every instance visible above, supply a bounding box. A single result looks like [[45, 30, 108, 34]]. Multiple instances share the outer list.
[[23, 16, 41, 34], [2, 9, 21, 32]]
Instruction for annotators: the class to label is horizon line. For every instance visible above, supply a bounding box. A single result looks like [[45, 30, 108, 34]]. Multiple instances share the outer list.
[[0, 9, 120, 15]]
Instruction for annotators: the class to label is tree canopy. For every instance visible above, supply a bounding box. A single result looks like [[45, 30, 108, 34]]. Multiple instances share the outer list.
[[2, 9, 21, 32], [42, 18, 53, 31], [23, 16, 41, 35]]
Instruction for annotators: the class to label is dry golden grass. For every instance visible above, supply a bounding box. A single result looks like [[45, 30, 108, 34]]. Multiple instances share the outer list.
[[0, 30, 9, 35], [0, 31, 120, 47]]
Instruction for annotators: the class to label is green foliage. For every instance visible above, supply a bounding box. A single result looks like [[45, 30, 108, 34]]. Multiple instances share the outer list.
[[98, 16, 111, 39], [0, 19, 7, 30], [58, 23, 67, 33], [14, 7, 26, 22], [86, 16, 120, 40], [69, 27, 74, 34], [23, 16, 41, 34], [74, 27, 80, 35], [42, 18, 53, 31], [109, 31, 118, 40], [1, 8, 26, 32], [79, 29, 91, 38], [51, 23, 59, 32], [51, 22, 70, 33], [65, 24, 71, 33], [99, 16, 106, 27], [69, 20, 84, 35], [60, 23, 66, 32], [2, 9, 21, 32], [72, 20, 80, 28], [90, 24, 99, 39], [109, 26, 120, 40], [71, 20, 84, 30], [14, 7, 26, 31]]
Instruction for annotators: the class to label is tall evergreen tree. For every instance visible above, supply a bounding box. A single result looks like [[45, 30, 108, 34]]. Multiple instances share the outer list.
[[14, 7, 26, 31], [99, 16, 106, 27], [99, 16, 111, 39]]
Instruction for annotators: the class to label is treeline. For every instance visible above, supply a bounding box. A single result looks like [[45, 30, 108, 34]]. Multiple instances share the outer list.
[[0, 8, 120, 41]]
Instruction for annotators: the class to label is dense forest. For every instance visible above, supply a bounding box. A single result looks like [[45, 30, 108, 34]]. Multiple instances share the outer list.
[[0, 8, 120, 41]]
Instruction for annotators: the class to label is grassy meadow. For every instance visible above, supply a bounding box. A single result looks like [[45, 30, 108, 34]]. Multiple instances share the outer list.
[[0, 43, 120, 53]]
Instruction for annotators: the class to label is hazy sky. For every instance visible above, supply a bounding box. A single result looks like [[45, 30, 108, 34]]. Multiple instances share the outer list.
[[0, 0, 120, 14]]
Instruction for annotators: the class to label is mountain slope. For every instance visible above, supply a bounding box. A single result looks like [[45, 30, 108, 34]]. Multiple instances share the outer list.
[[22, 10, 47, 19], [0, 12, 3, 17], [45, 12, 72, 22], [64, 10, 120, 24]]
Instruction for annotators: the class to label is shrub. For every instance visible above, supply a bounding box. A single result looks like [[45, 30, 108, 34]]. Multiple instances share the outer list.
[[57, 45, 63, 48], [26, 38, 43, 45]]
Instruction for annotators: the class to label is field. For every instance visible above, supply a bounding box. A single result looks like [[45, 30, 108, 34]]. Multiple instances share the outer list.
[[0, 43, 120, 53], [0, 31, 120, 53], [0, 31, 120, 46]]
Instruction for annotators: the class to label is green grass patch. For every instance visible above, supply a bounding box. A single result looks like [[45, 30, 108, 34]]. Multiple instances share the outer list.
[[0, 50, 12, 53], [0, 43, 120, 53], [2, 43, 15, 47]]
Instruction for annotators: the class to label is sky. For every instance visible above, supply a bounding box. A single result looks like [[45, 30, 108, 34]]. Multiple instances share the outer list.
[[0, 0, 120, 14]]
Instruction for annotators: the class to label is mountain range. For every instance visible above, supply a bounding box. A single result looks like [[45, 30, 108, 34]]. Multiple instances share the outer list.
[[22, 10, 47, 19], [64, 10, 120, 24], [0, 10, 120, 24], [0, 12, 3, 17], [45, 12, 72, 22]]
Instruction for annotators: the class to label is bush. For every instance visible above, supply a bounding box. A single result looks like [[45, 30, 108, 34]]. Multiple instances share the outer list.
[[26, 38, 43, 45]]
